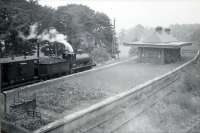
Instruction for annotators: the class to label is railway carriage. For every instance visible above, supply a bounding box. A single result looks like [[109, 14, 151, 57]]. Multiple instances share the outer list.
[[0, 57, 38, 91], [0, 52, 95, 91]]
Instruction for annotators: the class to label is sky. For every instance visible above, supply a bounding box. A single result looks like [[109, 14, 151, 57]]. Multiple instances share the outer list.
[[38, 0, 200, 32]]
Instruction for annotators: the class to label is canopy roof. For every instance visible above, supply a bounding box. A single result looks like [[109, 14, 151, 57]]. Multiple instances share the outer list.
[[141, 32, 178, 43], [124, 41, 192, 48], [124, 30, 192, 48]]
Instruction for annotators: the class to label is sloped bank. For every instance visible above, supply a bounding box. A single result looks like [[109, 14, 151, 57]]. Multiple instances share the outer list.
[[115, 53, 200, 133], [29, 52, 199, 133]]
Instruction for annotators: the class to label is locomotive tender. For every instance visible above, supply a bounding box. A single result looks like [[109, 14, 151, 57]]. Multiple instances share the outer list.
[[0, 52, 95, 91]]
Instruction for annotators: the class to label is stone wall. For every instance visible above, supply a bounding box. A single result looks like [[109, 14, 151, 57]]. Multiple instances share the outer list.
[[138, 47, 182, 64], [1, 120, 30, 133]]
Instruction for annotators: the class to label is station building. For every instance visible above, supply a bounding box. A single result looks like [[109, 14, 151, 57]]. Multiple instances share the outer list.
[[124, 27, 192, 64]]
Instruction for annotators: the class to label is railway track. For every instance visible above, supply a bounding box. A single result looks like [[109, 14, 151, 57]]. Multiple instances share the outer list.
[[78, 71, 180, 133]]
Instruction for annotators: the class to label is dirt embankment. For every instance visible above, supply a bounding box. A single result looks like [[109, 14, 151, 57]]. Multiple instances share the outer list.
[[127, 57, 200, 133]]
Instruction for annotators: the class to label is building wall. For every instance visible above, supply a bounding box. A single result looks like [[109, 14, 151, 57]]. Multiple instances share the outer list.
[[138, 47, 164, 64], [164, 48, 181, 63], [138, 47, 181, 64]]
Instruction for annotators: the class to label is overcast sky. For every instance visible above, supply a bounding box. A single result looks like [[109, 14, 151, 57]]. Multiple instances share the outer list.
[[39, 0, 200, 32]]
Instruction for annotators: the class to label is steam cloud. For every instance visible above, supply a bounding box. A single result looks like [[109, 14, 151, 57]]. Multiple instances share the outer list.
[[18, 23, 38, 40], [19, 23, 74, 53]]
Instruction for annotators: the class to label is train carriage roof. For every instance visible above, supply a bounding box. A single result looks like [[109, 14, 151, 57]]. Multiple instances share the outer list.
[[0, 56, 38, 64]]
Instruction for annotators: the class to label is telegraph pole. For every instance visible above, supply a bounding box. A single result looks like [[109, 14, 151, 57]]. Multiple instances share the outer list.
[[112, 19, 119, 59], [112, 19, 116, 58]]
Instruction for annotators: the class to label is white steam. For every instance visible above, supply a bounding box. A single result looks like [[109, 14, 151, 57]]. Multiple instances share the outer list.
[[19, 23, 74, 53], [19, 23, 38, 40], [38, 28, 74, 52]]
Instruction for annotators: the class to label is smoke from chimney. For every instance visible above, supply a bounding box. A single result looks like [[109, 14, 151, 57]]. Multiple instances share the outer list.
[[38, 28, 74, 53], [18, 23, 38, 40], [155, 26, 163, 34], [18, 23, 74, 53], [164, 28, 171, 34]]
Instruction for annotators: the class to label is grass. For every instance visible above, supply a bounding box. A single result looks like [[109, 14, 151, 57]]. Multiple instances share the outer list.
[[36, 82, 107, 114], [4, 82, 107, 131], [143, 60, 200, 132]]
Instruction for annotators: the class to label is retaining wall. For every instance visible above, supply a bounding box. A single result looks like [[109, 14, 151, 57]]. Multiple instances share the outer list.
[[31, 52, 200, 133]]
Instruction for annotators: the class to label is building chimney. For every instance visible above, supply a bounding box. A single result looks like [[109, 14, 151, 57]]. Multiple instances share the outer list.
[[155, 26, 163, 34], [164, 28, 171, 34]]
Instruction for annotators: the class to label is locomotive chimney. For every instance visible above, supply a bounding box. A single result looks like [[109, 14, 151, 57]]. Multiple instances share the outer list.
[[165, 28, 171, 34], [155, 26, 163, 34]]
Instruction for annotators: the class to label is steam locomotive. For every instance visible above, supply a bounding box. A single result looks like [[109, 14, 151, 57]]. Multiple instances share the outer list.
[[0, 52, 96, 91]]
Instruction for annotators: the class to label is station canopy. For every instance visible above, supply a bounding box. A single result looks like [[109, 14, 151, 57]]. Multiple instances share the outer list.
[[124, 28, 192, 48]]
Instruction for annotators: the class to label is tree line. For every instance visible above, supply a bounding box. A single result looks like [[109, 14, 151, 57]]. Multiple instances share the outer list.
[[118, 24, 200, 44], [0, 0, 115, 58]]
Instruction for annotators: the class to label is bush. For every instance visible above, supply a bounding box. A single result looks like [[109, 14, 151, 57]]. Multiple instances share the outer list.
[[171, 70, 200, 114], [90, 48, 111, 63], [181, 66, 200, 96]]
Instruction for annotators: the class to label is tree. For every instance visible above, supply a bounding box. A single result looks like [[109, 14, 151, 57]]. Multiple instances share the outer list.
[[55, 5, 113, 53], [0, 2, 115, 57], [0, 0, 55, 57], [118, 29, 126, 45]]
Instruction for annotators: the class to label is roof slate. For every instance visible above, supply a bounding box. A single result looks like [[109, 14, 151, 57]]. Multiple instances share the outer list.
[[141, 31, 178, 43], [124, 30, 192, 48]]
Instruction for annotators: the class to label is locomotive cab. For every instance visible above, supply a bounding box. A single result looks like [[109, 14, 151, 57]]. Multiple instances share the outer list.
[[62, 52, 76, 69]]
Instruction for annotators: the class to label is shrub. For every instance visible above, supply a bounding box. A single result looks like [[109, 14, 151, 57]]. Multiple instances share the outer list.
[[90, 47, 111, 63], [174, 70, 200, 114], [181, 67, 200, 96]]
